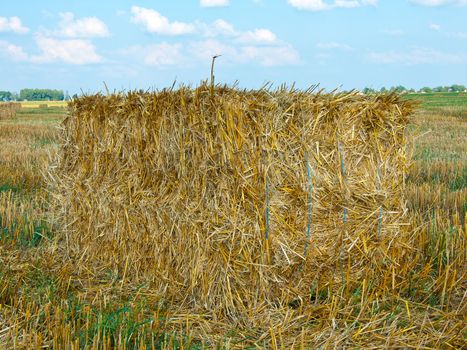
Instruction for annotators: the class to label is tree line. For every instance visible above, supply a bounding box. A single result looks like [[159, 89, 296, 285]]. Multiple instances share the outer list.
[[1, 85, 465, 101], [362, 84, 466, 94], [0, 89, 69, 101]]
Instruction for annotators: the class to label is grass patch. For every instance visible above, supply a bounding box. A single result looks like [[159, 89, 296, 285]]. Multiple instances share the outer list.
[[0, 183, 21, 193], [58, 296, 201, 349], [0, 214, 51, 247], [32, 136, 57, 148], [403, 92, 467, 111], [17, 106, 66, 115], [404, 93, 467, 118]]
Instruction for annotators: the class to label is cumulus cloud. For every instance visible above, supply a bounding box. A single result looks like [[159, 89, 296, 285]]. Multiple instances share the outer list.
[[189, 39, 238, 61], [31, 35, 103, 64], [0, 16, 29, 34], [236, 29, 278, 44], [429, 23, 441, 31], [200, 0, 230, 7], [368, 47, 467, 65], [238, 44, 301, 66], [126, 8, 299, 67], [0, 40, 29, 61], [201, 20, 278, 44], [383, 29, 405, 36], [56, 12, 109, 38], [144, 43, 184, 65], [124, 36, 300, 68], [11, 12, 109, 65], [409, 0, 467, 6], [203, 19, 236, 37], [123, 43, 184, 66], [129, 8, 280, 46], [316, 42, 354, 51], [130, 6, 195, 35], [287, 0, 377, 11], [189, 39, 300, 66]]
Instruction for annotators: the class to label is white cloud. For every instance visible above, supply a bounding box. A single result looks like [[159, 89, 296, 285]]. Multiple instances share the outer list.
[[31, 35, 103, 64], [383, 29, 405, 36], [287, 0, 377, 11], [202, 20, 279, 44], [126, 9, 298, 67], [130, 6, 195, 35], [129, 8, 280, 46], [236, 29, 278, 44], [288, 0, 331, 10], [56, 12, 109, 38], [189, 39, 300, 66], [123, 43, 184, 66], [126, 37, 300, 68], [0, 16, 29, 34], [0, 40, 29, 61], [429, 23, 441, 31], [409, 0, 467, 5], [368, 47, 467, 65], [316, 41, 354, 51], [189, 39, 238, 61], [199, 19, 237, 38], [144, 43, 184, 65], [200, 0, 230, 7], [239, 45, 301, 66]]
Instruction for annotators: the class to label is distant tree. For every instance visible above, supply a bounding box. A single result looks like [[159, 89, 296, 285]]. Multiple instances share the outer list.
[[419, 87, 432, 93], [390, 85, 407, 93], [450, 84, 466, 92], [380, 87, 388, 93], [19, 88, 64, 101], [362, 87, 376, 94], [0, 91, 13, 101]]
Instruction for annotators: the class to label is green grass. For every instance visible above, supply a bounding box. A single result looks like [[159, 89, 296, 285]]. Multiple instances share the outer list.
[[0, 183, 21, 193], [17, 106, 66, 115], [32, 136, 57, 148], [403, 92, 467, 112], [0, 214, 51, 247]]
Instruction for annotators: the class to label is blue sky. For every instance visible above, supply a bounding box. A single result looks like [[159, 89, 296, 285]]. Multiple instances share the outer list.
[[1, 0, 466, 93]]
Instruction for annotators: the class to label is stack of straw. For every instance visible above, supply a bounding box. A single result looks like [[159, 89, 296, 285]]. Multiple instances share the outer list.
[[0, 102, 21, 120], [49, 84, 415, 323]]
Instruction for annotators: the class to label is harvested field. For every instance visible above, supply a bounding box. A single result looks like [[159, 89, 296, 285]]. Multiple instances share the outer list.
[[0, 87, 465, 349]]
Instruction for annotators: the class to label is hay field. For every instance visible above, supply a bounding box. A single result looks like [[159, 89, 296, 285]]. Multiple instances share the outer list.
[[0, 91, 465, 349], [20, 100, 68, 109]]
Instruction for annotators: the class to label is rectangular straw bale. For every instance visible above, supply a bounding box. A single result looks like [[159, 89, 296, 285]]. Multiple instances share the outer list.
[[49, 84, 415, 321], [0, 102, 21, 120]]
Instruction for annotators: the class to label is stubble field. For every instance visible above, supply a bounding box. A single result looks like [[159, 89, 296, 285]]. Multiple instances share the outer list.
[[0, 93, 465, 349]]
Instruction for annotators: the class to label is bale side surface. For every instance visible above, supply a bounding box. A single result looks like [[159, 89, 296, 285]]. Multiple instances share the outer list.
[[49, 85, 415, 322]]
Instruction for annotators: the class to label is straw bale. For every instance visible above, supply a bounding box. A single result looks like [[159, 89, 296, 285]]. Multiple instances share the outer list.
[[49, 84, 415, 324], [0, 102, 21, 120]]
